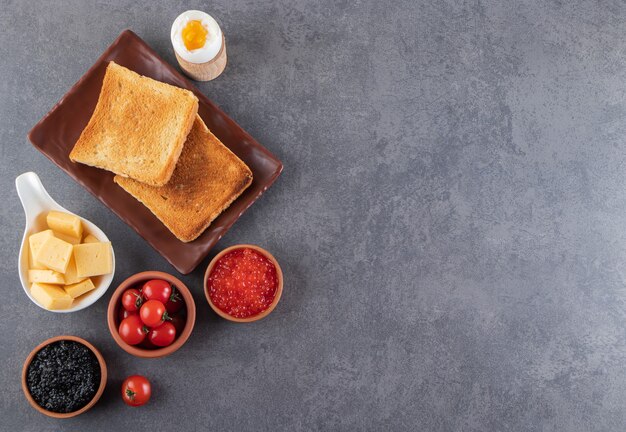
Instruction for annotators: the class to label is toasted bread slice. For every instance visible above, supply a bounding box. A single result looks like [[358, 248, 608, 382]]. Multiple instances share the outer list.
[[114, 115, 253, 242], [70, 61, 199, 186]]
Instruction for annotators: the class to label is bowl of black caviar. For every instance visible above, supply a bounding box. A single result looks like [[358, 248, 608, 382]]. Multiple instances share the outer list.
[[22, 335, 107, 418]]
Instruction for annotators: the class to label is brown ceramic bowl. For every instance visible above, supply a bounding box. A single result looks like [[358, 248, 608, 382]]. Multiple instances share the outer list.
[[107, 271, 196, 358], [22, 335, 107, 418], [204, 244, 284, 323]]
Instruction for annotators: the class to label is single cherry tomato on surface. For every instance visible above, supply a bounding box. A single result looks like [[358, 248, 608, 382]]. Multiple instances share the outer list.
[[118, 307, 138, 322], [119, 315, 147, 345], [169, 313, 186, 335], [121, 375, 151, 407], [142, 279, 172, 304], [165, 287, 184, 314], [140, 300, 168, 327], [121, 288, 143, 312], [148, 321, 177, 347]]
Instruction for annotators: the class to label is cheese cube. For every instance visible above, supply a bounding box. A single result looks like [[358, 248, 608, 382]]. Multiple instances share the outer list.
[[47, 211, 83, 239], [35, 236, 73, 273], [63, 256, 86, 285], [53, 231, 81, 245], [64, 278, 95, 299], [31, 282, 73, 310], [28, 269, 65, 284], [28, 230, 54, 269], [83, 234, 99, 243], [73, 242, 112, 278]]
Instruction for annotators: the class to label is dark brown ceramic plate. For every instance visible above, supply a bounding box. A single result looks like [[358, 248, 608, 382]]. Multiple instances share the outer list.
[[28, 30, 283, 274]]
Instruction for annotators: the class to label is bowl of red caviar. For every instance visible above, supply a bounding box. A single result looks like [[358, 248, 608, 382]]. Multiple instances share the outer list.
[[204, 244, 283, 322]]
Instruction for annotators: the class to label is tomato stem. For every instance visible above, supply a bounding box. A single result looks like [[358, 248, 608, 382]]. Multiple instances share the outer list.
[[134, 293, 143, 309], [125, 388, 135, 401], [169, 288, 182, 303]]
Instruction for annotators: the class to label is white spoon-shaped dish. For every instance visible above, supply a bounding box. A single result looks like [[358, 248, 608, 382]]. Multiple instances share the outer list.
[[16, 172, 115, 313]]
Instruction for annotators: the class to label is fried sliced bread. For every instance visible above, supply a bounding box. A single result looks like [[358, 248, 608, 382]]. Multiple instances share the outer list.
[[114, 115, 253, 242], [70, 61, 199, 186]]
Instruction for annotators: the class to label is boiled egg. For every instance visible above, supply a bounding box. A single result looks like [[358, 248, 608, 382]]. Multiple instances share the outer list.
[[171, 10, 222, 64]]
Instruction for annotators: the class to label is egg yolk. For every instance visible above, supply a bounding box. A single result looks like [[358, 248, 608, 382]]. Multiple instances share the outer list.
[[182, 20, 208, 50]]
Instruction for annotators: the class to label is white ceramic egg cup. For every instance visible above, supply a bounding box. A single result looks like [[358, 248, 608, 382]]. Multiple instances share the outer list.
[[16, 172, 115, 313]]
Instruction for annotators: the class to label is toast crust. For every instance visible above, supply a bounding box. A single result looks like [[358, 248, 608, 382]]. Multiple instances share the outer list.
[[70, 61, 199, 186], [114, 115, 253, 242]]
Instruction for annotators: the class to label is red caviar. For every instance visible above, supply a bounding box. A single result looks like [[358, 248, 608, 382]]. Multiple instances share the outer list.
[[207, 248, 278, 319]]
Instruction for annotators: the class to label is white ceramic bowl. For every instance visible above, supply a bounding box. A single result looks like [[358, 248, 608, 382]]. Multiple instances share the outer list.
[[16, 172, 115, 313]]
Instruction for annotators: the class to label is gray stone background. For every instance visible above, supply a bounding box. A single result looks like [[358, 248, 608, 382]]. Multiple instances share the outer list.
[[1, 0, 626, 430]]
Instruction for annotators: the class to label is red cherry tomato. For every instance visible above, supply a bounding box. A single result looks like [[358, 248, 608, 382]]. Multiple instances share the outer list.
[[140, 336, 158, 350], [140, 300, 168, 327], [121, 288, 143, 312], [142, 279, 172, 304], [148, 321, 177, 347], [119, 315, 147, 345], [118, 308, 138, 322], [169, 313, 186, 335], [165, 287, 184, 314], [121, 375, 151, 407]]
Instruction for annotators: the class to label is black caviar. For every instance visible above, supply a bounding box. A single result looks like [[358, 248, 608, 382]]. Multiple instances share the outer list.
[[26, 340, 101, 413]]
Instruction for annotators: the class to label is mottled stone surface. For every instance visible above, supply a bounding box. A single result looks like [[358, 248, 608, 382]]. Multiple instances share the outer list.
[[2, 0, 626, 430]]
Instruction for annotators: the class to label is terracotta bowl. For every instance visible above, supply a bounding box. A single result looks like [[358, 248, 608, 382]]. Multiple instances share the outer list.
[[22, 335, 107, 418], [107, 271, 196, 358], [204, 244, 283, 323]]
